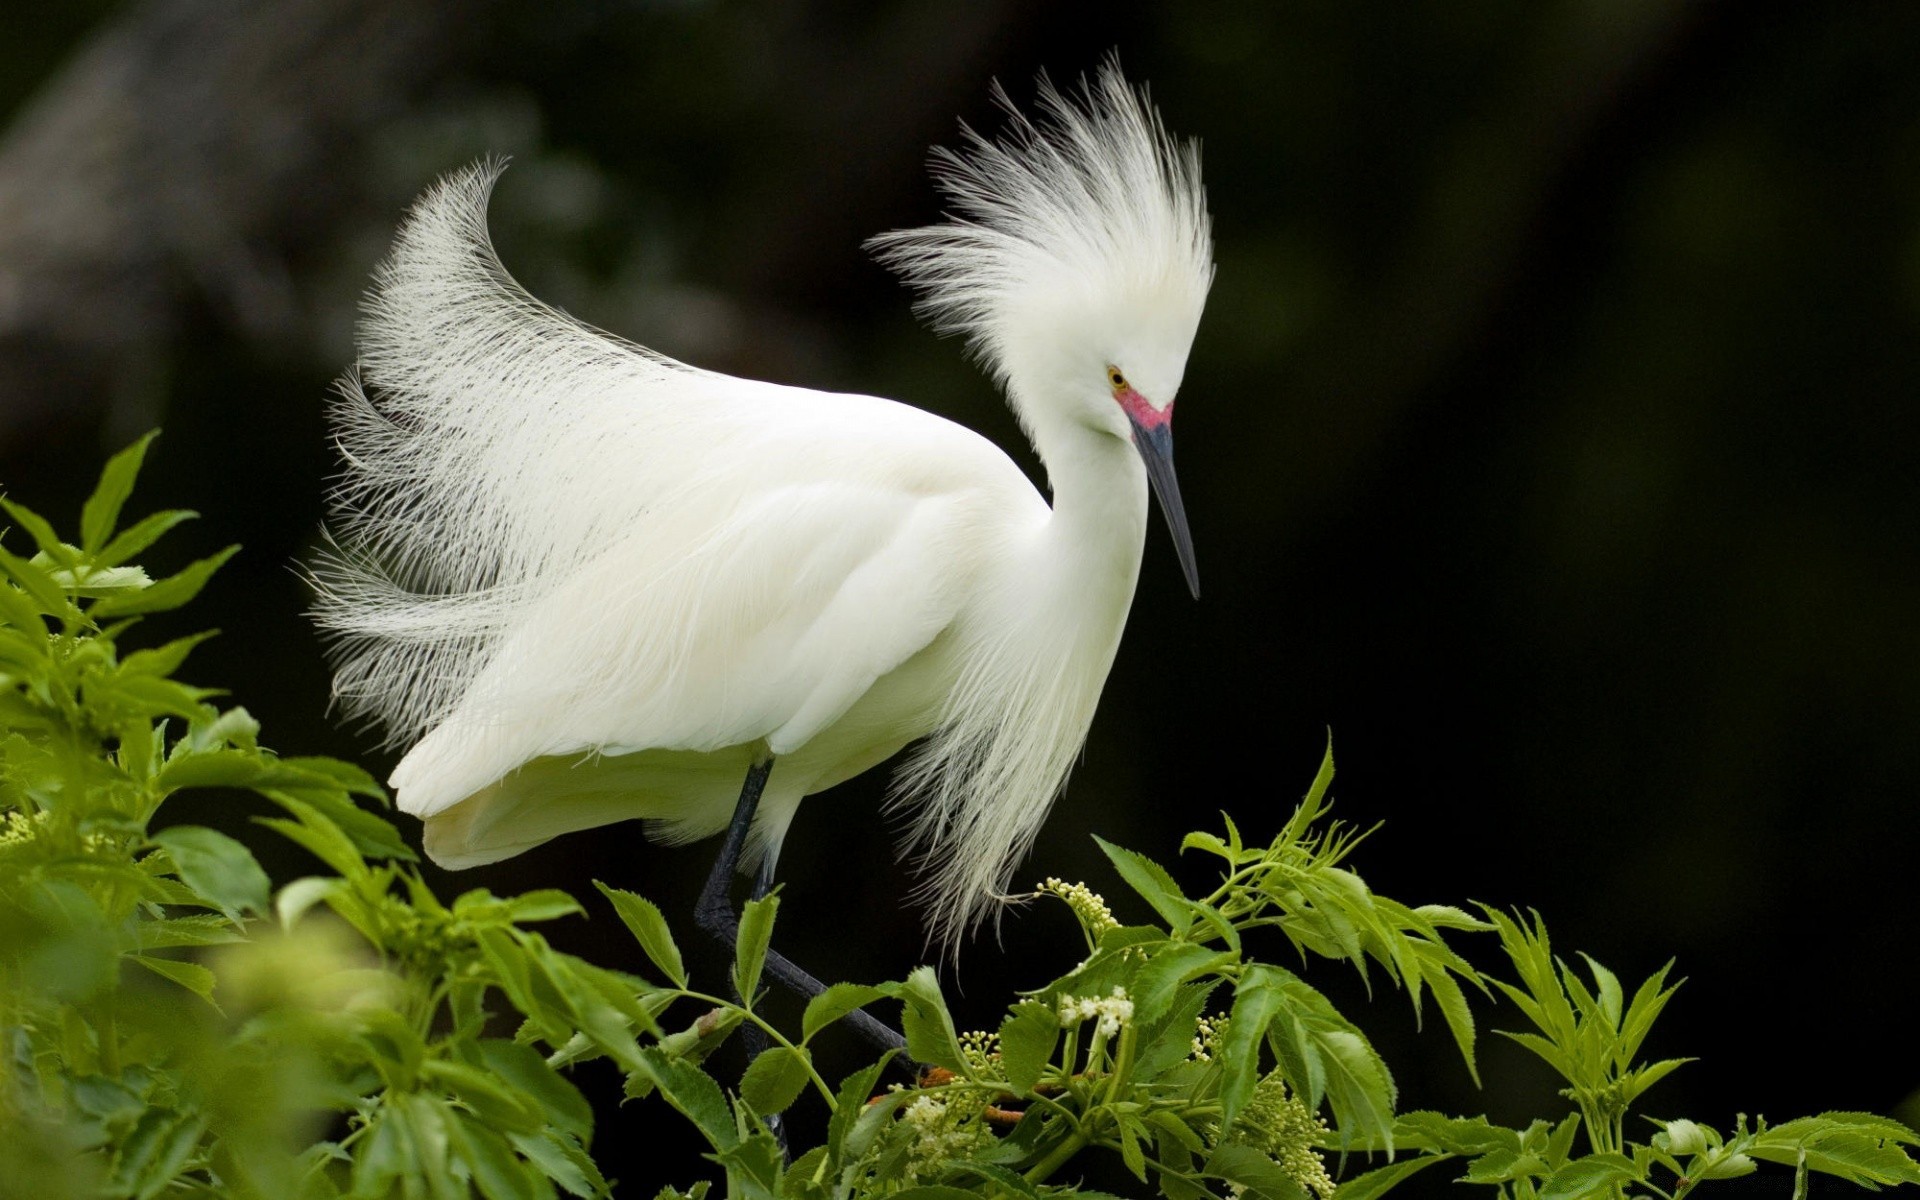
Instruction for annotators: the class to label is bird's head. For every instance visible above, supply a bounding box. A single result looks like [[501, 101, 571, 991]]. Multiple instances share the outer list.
[[868, 59, 1214, 598]]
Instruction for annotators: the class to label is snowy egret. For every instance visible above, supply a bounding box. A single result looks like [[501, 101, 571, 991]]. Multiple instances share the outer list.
[[313, 64, 1213, 1024]]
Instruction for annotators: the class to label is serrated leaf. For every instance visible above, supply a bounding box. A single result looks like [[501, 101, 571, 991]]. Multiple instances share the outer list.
[[1132, 942, 1235, 1027], [501, 889, 585, 923], [479, 1039, 593, 1142], [1262, 967, 1397, 1150], [447, 1114, 548, 1200], [630, 1047, 738, 1150], [95, 509, 197, 568], [0, 543, 75, 618], [130, 954, 218, 1005], [91, 545, 238, 617], [827, 1055, 895, 1163], [596, 882, 686, 987], [508, 1129, 607, 1200], [997, 1000, 1059, 1093], [111, 1107, 207, 1200], [1334, 1155, 1449, 1200], [1, 498, 74, 565], [1134, 979, 1219, 1081], [741, 1046, 813, 1115], [421, 1059, 543, 1133], [120, 630, 217, 678], [1538, 1153, 1638, 1200], [82, 431, 159, 553], [1394, 1113, 1521, 1156], [802, 982, 888, 1041], [1221, 966, 1286, 1129], [1094, 836, 1193, 935], [899, 965, 966, 1073], [152, 824, 271, 917], [1207, 1143, 1308, 1200], [734, 893, 777, 1002]]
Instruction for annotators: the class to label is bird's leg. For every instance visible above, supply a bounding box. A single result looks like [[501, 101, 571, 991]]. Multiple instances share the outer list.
[[693, 755, 908, 1059]]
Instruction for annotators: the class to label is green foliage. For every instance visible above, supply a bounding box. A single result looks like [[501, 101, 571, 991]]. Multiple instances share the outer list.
[[3, 438, 1915, 1200]]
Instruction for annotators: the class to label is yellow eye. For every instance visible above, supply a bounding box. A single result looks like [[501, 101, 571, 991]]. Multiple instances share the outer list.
[[1106, 366, 1127, 391]]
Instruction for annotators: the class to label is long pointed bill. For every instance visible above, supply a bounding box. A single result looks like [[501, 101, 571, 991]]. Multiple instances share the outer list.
[[1128, 414, 1200, 599]]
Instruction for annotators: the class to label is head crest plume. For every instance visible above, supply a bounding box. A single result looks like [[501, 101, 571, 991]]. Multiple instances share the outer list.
[[867, 58, 1214, 390]]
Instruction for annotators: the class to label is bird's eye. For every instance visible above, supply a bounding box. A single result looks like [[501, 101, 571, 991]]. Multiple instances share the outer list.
[[1106, 366, 1127, 391]]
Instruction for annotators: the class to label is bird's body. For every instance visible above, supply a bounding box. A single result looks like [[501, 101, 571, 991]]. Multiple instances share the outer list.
[[316, 65, 1212, 944]]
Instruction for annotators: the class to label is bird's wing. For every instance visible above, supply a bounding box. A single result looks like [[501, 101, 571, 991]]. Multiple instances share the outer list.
[[389, 433, 1034, 819], [311, 160, 1046, 816]]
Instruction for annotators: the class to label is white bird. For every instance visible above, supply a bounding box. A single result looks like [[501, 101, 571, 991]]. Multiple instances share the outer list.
[[313, 64, 1213, 976]]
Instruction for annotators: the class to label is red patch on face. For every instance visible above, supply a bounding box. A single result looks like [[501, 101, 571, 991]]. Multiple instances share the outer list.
[[1115, 386, 1172, 430]]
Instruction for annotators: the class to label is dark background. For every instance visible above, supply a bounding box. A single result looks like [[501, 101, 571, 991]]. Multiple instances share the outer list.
[[2, 1, 1916, 1194]]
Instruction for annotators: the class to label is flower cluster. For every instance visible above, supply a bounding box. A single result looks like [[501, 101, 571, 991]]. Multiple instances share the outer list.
[[1056, 985, 1134, 1038], [1190, 1013, 1227, 1062], [1036, 878, 1118, 939], [898, 1093, 992, 1181], [957, 1028, 1001, 1074], [1229, 1072, 1335, 1200]]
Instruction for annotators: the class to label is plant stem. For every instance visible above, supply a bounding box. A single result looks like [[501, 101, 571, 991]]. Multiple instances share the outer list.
[[1024, 1126, 1090, 1184]]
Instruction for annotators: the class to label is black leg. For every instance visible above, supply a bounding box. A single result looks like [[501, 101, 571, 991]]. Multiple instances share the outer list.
[[693, 755, 907, 1057]]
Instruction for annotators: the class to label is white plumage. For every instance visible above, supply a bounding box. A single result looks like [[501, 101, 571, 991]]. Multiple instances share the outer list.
[[313, 63, 1213, 946]]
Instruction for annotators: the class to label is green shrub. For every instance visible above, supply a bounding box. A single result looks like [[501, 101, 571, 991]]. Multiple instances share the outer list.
[[2, 436, 1915, 1200]]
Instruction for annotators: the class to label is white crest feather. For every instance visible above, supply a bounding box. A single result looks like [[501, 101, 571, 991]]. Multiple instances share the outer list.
[[867, 59, 1213, 393]]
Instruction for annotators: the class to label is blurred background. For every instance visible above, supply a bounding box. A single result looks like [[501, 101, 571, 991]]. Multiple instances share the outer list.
[[3, 0, 1916, 1192]]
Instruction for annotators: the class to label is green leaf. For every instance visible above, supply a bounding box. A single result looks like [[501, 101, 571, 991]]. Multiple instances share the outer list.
[[0, 575, 48, 634], [152, 824, 272, 917], [256, 794, 367, 878], [734, 893, 777, 1002], [501, 889, 586, 923], [264, 785, 414, 861], [802, 982, 889, 1041], [447, 1114, 549, 1200], [1394, 1113, 1520, 1156], [276, 876, 347, 929], [111, 1107, 207, 1200], [1334, 1155, 1450, 1200], [1131, 942, 1235, 1026], [421, 1059, 544, 1133], [741, 1046, 814, 1116], [630, 1047, 739, 1151], [120, 630, 217, 679], [1538, 1153, 1638, 1200], [997, 1000, 1060, 1094], [1094, 836, 1193, 935], [1, 498, 75, 565], [508, 1129, 607, 1200], [1134, 979, 1220, 1081], [827, 1055, 895, 1163], [596, 881, 687, 987], [898, 965, 966, 1073], [479, 1039, 594, 1142], [0, 542, 75, 618], [1412, 940, 1480, 1084], [82, 431, 159, 553], [1262, 967, 1397, 1150], [96, 509, 197, 567], [1221, 966, 1286, 1129], [1206, 1143, 1308, 1200], [130, 954, 218, 1005], [91, 544, 238, 617]]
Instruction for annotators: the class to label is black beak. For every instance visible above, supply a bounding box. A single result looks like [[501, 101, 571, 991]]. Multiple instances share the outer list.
[[1129, 417, 1200, 599]]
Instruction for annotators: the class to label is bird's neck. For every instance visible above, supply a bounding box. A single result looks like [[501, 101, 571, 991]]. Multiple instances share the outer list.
[[1026, 407, 1151, 622]]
